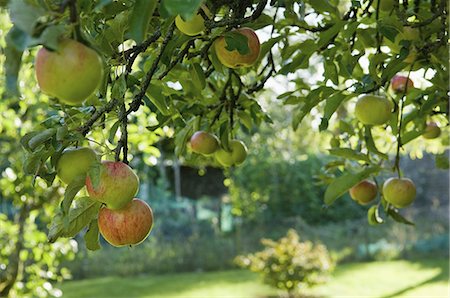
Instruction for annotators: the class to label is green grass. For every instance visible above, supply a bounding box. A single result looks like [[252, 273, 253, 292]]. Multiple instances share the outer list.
[[59, 258, 449, 298]]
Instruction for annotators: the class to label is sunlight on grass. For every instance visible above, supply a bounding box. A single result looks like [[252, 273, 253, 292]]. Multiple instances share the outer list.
[[59, 259, 449, 298]]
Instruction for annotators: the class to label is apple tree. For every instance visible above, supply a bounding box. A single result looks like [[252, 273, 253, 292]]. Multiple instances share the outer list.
[[0, 0, 448, 279]]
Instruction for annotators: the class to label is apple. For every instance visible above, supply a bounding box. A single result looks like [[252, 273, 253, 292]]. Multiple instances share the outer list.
[[190, 131, 219, 155], [35, 39, 103, 105], [175, 7, 210, 36], [349, 180, 378, 205], [214, 27, 260, 68], [57, 147, 98, 185], [86, 161, 139, 210], [355, 95, 392, 125], [391, 75, 414, 94], [98, 198, 153, 247], [215, 140, 248, 167], [383, 177, 416, 208], [422, 122, 441, 139]]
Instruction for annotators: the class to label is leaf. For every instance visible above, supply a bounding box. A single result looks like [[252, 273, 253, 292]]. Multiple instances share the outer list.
[[224, 32, 249, 55], [324, 166, 380, 205], [317, 21, 345, 49], [84, 219, 101, 251], [160, 0, 202, 20], [306, 0, 338, 15], [128, 0, 157, 43], [364, 127, 388, 159], [4, 27, 23, 97], [435, 153, 449, 169], [319, 92, 352, 131], [387, 208, 415, 226], [145, 83, 171, 116], [111, 75, 127, 99], [108, 121, 120, 144], [237, 110, 253, 130], [190, 63, 206, 90], [368, 205, 384, 225], [28, 128, 57, 151], [8, 0, 46, 36], [87, 162, 102, 189], [48, 197, 101, 243], [328, 148, 371, 163], [61, 175, 86, 217], [175, 118, 195, 156]]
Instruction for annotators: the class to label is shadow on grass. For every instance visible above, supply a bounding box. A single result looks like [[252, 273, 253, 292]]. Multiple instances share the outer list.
[[380, 258, 449, 298]]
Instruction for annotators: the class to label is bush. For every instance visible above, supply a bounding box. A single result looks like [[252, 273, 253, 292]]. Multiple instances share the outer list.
[[235, 229, 334, 297]]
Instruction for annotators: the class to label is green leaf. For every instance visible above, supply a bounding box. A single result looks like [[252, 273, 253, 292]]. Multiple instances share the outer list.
[[324, 166, 380, 205], [84, 219, 101, 251], [111, 75, 127, 99], [224, 32, 249, 55], [319, 92, 352, 131], [160, 0, 202, 20], [364, 127, 388, 159], [387, 208, 415, 226], [146, 83, 171, 116], [317, 21, 345, 49], [306, 0, 338, 15], [237, 110, 253, 130], [128, 0, 157, 43], [190, 63, 206, 90], [8, 0, 46, 36], [28, 128, 57, 151], [328, 148, 371, 163], [4, 27, 23, 97], [368, 205, 384, 225], [435, 153, 449, 169], [108, 121, 120, 144], [48, 197, 101, 243], [87, 162, 102, 189], [175, 118, 195, 156], [61, 175, 86, 217]]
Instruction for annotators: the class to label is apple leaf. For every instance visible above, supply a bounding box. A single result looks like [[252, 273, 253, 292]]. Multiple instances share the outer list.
[[224, 32, 249, 55], [174, 117, 195, 157], [317, 21, 344, 49], [368, 205, 384, 225], [48, 197, 101, 243], [61, 175, 86, 217], [87, 162, 102, 190], [364, 127, 388, 160], [328, 148, 371, 163], [387, 208, 415, 226], [84, 219, 101, 251], [111, 75, 127, 99], [145, 83, 172, 116], [28, 128, 57, 151], [190, 62, 206, 90], [128, 0, 157, 43], [108, 121, 120, 144], [4, 27, 23, 97], [305, 0, 338, 16], [8, 0, 46, 36], [160, 0, 202, 20], [324, 166, 380, 206], [319, 92, 353, 131]]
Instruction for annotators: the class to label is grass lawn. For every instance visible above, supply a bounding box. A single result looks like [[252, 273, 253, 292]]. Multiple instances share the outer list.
[[59, 258, 449, 298]]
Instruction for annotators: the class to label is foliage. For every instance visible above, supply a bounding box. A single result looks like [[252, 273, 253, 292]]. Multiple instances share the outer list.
[[235, 229, 334, 296]]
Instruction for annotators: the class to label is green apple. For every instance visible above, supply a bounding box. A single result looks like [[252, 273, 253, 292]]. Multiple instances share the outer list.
[[215, 140, 248, 167], [98, 198, 153, 247], [349, 180, 378, 205], [35, 39, 103, 105], [391, 75, 414, 94], [86, 161, 139, 210], [57, 147, 98, 185], [175, 7, 210, 36], [383, 177, 416, 208], [355, 95, 392, 125], [214, 27, 261, 69], [190, 131, 220, 155], [422, 122, 441, 139]]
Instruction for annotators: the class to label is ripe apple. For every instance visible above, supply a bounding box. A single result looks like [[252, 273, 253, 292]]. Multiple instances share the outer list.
[[57, 147, 98, 185], [35, 39, 103, 105], [214, 27, 260, 68], [98, 198, 153, 247], [190, 131, 220, 155], [391, 75, 414, 94], [355, 95, 392, 125], [422, 122, 441, 139], [383, 177, 416, 208], [86, 161, 139, 210], [215, 140, 248, 167], [175, 7, 210, 36], [349, 180, 378, 205]]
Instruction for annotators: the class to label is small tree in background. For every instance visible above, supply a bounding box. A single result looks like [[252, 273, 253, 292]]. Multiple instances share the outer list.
[[235, 229, 334, 297]]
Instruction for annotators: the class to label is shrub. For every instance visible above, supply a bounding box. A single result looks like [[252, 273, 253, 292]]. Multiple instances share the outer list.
[[235, 229, 334, 297]]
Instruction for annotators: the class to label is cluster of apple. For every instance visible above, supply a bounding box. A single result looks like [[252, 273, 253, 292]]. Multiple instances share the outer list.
[[56, 147, 154, 247], [349, 74, 441, 208], [175, 6, 261, 69], [189, 131, 248, 167]]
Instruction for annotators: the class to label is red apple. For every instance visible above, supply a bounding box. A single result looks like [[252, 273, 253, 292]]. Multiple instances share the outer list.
[[86, 161, 139, 210], [190, 131, 220, 155], [355, 95, 392, 125], [391, 75, 414, 94], [383, 177, 416, 208], [214, 27, 260, 68], [35, 39, 103, 105], [349, 180, 378, 205], [98, 198, 153, 247], [422, 122, 441, 139]]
